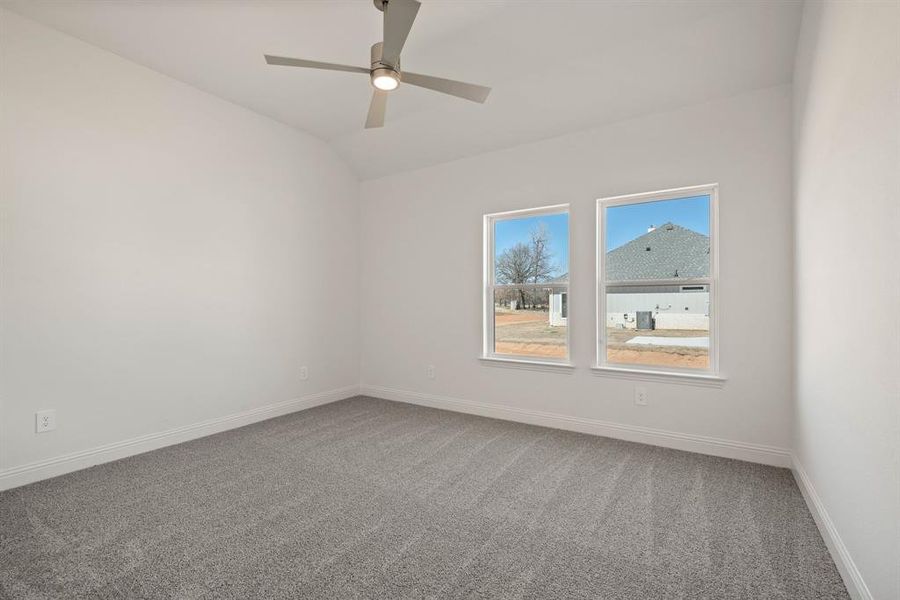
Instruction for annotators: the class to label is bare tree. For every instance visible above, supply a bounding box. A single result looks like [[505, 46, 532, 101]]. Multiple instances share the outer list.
[[495, 242, 532, 309], [529, 223, 555, 285], [495, 224, 558, 310]]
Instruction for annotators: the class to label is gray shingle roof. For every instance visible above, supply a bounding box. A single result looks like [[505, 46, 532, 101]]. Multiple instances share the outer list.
[[606, 223, 709, 281]]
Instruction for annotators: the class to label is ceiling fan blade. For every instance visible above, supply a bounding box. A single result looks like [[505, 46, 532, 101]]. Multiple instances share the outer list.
[[402, 72, 491, 103], [365, 90, 388, 129], [381, 0, 420, 67], [264, 55, 369, 74]]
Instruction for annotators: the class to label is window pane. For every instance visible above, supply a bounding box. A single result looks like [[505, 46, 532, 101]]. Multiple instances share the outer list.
[[494, 287, 567, 359], [605, 285, 709, 370], [605, 195, 710, 282], [494, 213, 569, 285]]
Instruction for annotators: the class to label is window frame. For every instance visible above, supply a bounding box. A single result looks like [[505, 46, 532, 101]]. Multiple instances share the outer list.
[[483, 203, 572, 366], [595, 184, 719, 376]]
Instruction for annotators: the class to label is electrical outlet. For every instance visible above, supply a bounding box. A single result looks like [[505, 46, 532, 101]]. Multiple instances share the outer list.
[[299, 366, 309, 381], [634, 386, 648, 406], [35, 410, 56, 433], [426, 365, 436, 380]]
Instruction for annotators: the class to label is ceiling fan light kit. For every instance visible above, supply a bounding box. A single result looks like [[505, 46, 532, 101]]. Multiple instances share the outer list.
[[264, 0, 491, 129]]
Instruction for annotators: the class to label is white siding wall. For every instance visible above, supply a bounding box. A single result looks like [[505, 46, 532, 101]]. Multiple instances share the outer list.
[[549, 292, 568, 327], [606, 291, 709, 331], [606, 291, 709, 314]]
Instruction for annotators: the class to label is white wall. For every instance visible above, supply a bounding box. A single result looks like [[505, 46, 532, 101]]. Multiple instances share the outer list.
[[360, 85, 794, 458], [793, 1, 900, 598], [0, 11, 360, 474]]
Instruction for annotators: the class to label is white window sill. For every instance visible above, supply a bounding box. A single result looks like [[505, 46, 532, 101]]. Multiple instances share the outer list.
[[479, 356, 575, 374], [591, 365, 726, 388]]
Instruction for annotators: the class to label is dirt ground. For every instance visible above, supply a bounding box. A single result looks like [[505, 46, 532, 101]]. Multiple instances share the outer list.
[[495, 311, 548, 325], [606, 348, 709, 369], [493, 308, 709, 367], [494, 309, 566, 358], [606, 327, 709, 369]]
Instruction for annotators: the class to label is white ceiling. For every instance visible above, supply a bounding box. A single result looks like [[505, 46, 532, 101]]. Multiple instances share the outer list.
[[3, 0, 803, 179]]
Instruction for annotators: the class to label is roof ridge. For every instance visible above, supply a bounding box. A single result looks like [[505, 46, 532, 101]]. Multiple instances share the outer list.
[[612, 223, 706, 249]]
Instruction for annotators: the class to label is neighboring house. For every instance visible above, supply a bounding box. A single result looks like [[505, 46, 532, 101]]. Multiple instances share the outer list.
[[607, 222, 709, 330], [547, 273, 568, 326], [548, 223, 710, 329]]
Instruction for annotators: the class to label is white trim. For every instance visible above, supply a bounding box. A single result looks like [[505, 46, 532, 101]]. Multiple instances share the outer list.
[[478, 356, 575, 373], [491, 283, 569, 290], [597, 183, 719, 205], [483, 204, 571, 363], [792, 456, 873, 600], [596, 183, 720, 377], [0, 385, 360, 492], [605, 277, 709, 287], [483, 203, 570, 220], [360, 385, 791, 468], [590, 365, 726, 388]]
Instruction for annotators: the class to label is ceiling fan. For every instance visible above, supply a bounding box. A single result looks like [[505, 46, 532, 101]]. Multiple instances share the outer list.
[[264, 0, 491, 129]]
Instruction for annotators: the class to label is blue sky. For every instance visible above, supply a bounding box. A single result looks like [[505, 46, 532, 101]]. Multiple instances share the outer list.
[[605, 194, 710, 251], [495, 213, 569, 276]]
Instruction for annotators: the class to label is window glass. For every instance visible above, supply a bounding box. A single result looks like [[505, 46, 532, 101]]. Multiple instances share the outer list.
[[605, 285, 709, 369], [486, 209, 569, 361], [494, 213, 569, 285], [600, 190, 715, 373], [605, 195, 710, 282], [493, 286, 567, 359]]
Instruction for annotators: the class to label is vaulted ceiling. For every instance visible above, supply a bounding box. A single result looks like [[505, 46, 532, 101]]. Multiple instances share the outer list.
[[2, 0, 803, 179]]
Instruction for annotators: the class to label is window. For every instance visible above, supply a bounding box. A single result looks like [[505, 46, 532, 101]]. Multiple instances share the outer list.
[[484, 205, 570, 363], [597, 185, 718, 374]]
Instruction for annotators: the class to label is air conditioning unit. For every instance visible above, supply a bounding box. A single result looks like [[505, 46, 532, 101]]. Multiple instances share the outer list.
[[636, 311, 654, 330]]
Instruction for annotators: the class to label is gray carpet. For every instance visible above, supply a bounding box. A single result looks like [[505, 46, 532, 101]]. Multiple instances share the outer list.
[[1, 396, 848, 599]]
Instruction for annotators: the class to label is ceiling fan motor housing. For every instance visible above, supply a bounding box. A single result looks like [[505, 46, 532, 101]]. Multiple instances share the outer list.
[[370, 41, 399, 72]]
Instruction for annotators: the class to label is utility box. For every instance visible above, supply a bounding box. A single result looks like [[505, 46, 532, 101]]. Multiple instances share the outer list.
[[636, 311, 654, 330]]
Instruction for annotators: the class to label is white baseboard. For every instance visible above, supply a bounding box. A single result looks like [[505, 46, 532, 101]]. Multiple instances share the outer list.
[[792, 457, 873, 600], [360, 384, 792, 468], [0, 385, 360, 492]]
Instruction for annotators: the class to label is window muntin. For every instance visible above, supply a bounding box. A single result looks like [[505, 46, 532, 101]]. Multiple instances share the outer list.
[[598, 187, 717, 374], [484, 206, 570, 362]]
